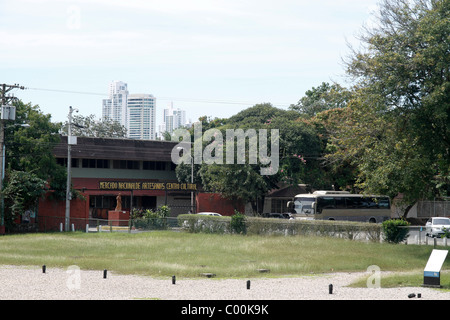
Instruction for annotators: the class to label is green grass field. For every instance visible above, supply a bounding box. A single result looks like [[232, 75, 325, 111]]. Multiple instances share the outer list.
[[0, 231, 448, 287]]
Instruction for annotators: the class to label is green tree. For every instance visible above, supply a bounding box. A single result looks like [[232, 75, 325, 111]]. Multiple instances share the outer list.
[[61, 113, 127, 138], [329, 0, 450, 215], [290, 82, 352, 118], [2, 101, 67, 229], [199, 163, 272, 213], [176, 104, 325, 214], [325, 89, 433, 214], [3, 170, 46, 227], [6, 101, 67, 198]]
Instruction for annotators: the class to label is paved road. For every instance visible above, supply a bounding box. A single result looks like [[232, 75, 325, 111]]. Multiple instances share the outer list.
[[407, 228, 449, 246]]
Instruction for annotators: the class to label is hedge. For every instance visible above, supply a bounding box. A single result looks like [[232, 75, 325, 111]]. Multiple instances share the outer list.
[[177, 214, 383, 242]]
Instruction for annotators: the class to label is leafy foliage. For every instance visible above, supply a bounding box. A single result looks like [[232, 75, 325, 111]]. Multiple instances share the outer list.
[[230, 210, 247, 234], [176, 103, 325, 214], [60, 113, 127, 138], [131, 205, 171, 230], [290, 82, 352, 118], [3, 170, 46, 227], [319, 0, 449, 215], [3, 101, 68, 228], [381, 219, 410, 244]]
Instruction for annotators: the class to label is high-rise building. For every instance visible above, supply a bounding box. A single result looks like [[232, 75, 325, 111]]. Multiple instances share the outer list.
[[127, 94, 156, 140], [102, 81, 128, 127], [160, 103, 187, 136], [102, 81, 157, 140]]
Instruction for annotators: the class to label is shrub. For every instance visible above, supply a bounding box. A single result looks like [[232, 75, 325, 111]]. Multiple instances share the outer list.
[[177, 214, 229, 234], [132, 205, 171, 230], [381, 219, 410, 244], [178, 213, 382, 242], [230, 211, 247, 234]]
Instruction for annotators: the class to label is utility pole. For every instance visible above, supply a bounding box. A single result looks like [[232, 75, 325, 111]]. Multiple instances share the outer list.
[[65, 106, 78, 231], [0, 84, 24, 234]]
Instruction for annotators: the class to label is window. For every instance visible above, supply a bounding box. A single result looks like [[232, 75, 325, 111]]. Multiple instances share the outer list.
[[113, 160, 126, 169], [143, 161, 167, 171], [113, 160, 139, 170], [344, 197, 360, 208], [82, 159, 96, 168], [317, 197, 335, 212], [127, 160, 139, 170], [96, 159, 110, 169], [334, 197, 346, 209], [56, 158, 79, 168], [271, 199, 289, 213]]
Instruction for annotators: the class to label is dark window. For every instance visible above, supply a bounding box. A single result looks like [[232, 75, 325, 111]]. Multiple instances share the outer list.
[[126, 160, 139, 170], [113, 160, 127, 169], [334, 197, 346, 209], [96, 159, 110, 168], [56, 158, 79, 168], [82, 159, 97, 168], [345, 197, 363, 208], [271, 199, 289, 213], [317, 197, 335, 213], [143, 161, 168, 171]]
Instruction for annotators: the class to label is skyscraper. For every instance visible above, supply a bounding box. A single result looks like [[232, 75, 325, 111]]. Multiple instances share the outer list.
[[102, 81, 128, 127], [102, 81, 157, 140], [127, 94, 156, 140], [159, 103, 187, 136]]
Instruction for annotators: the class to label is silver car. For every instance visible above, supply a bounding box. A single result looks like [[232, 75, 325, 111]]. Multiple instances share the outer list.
[[425, 217, 450, 238]]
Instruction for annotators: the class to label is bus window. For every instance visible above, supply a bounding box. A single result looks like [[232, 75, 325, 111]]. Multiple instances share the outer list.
[[345, 197, 363, 208], [379, 197, 390, 209], [317, 197, 335, 213], [335, 197, 345, 209], [362, 198, 379, 208], [294, 197, 315, 215]]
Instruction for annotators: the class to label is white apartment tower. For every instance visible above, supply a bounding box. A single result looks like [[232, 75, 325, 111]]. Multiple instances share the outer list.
[[160, 104, 187, 135], [127, 94, 156, 140], [102, 81, 157, 140], [102, 81, 128, 127]]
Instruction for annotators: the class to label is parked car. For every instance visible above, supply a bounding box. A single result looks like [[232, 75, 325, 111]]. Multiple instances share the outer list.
[[264, 213, 293, 219], [425, 217, 450, 238], [197, 212, 222, 217]]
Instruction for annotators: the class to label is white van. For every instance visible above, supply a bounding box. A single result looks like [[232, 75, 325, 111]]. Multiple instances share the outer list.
[[425, 217, 450, 238]]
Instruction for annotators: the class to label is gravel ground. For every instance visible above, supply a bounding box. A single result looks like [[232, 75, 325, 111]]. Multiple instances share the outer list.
[[0, 265, 449, 300]]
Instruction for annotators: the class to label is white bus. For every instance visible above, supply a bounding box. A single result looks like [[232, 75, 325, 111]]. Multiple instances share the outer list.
[[287, 191, 391, 223]]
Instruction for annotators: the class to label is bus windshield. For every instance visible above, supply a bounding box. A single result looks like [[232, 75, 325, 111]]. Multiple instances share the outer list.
[[293, 197, 315, 215]]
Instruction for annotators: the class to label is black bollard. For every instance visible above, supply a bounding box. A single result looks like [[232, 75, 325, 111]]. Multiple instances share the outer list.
[[247, 280, 251, 290], [172, 275, 176, 285], [103, 269, 107, 279], [42, 265, 46, 273], [329, 284, 333, 294]]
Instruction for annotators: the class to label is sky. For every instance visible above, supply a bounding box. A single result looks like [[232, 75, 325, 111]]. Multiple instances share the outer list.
[[1, 0, 381, 129]]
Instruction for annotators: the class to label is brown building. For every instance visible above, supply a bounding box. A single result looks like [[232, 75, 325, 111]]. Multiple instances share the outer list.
[[39, 136, 199, 231]]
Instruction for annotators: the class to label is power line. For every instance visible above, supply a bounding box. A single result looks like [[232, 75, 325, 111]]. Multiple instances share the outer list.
[[27, 87, 105, 97], [26, 86, 292, 107]]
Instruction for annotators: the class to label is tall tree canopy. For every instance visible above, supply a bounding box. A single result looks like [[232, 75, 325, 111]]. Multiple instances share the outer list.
[[3, 101, 67, 228], [176, 103, 324, 214], [326, 0, 450, 215], [290, 82, 352, 118], [61, 114, 127, 138]]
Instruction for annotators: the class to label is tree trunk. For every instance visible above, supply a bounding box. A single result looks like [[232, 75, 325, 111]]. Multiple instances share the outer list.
[[401, 203, 415, 219]]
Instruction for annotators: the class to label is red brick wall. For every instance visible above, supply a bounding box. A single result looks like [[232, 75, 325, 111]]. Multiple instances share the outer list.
[[196, 193, 244, 216], [38, 193, 88, 232]]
